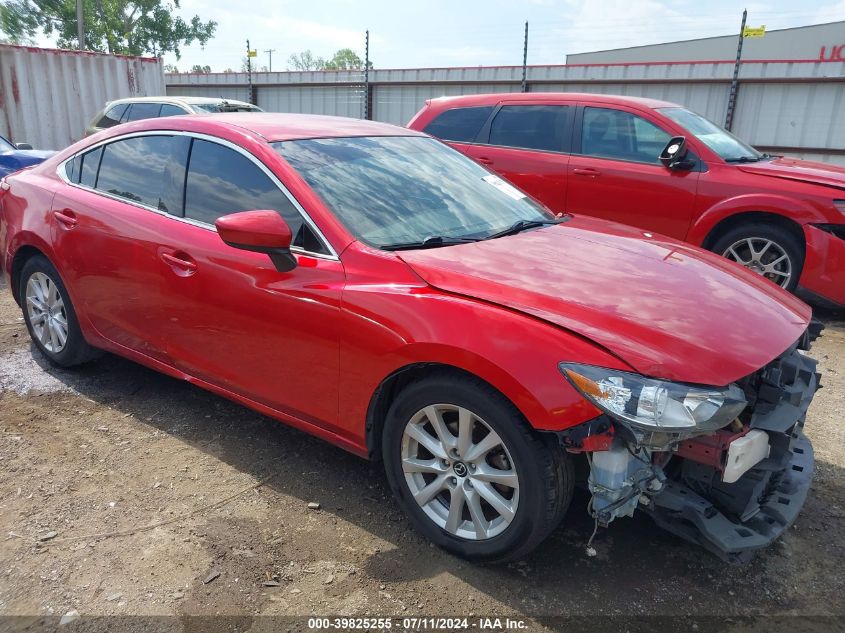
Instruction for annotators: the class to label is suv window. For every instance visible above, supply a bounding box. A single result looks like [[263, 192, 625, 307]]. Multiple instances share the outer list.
[[96, 135, 188, 212], [125, 102, 163, 122], [581, 107, 671, 164], [160, 104, 187, 117], [488, 105, 571, 152], [423, 106, 493, 143], [184, 139, 326, 254], [97, 103, 129, 129]]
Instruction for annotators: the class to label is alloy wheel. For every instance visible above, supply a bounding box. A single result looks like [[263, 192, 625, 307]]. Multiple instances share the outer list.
[[401, 404, 520, 540], [25, 272, 69, 353], [722, 237, 792, 288]]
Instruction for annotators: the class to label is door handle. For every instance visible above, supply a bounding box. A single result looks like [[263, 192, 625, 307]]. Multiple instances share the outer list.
[[573, 168, 601, 177], [476, 156, 494, 165], [53, 209, 78, 228], [161, 251, 198, 275]]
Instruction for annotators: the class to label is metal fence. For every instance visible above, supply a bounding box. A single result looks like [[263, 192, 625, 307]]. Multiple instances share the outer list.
[[167, 59, 845, 164], [0, 44, 166, 150]]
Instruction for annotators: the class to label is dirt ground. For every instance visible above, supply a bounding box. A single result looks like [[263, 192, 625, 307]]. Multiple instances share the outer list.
[[1, 273, 844, 632]]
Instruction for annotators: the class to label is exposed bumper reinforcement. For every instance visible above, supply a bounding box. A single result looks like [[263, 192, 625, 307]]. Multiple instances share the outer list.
[[645, 433, 814, 564]]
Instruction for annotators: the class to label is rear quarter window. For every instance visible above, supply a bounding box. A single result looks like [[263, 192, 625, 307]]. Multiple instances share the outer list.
[[423, 106, 494, 143]]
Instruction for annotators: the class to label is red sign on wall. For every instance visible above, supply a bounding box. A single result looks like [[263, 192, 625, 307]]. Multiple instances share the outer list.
[[819, 44, 845, 61]]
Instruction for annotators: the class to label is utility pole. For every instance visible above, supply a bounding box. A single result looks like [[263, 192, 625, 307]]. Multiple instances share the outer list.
[[521, 21, 529, 93], [363, 29, 370, 120], [264, 49, 276, 72], [76, 0, 84, 50], [246, 39, 254, 105], [724, 9, 747, 131]]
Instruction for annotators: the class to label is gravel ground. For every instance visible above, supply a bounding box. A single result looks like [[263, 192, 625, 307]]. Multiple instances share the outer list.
[[0, 274, 844, 632]]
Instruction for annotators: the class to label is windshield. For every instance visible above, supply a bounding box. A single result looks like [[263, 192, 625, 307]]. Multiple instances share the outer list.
[[658, 107, 763, 162], [191, 103, 262, 113], [273, 136, 553, 248], [0, 136, 15, 151]]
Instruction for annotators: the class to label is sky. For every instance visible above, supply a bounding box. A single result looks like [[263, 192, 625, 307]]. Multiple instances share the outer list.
[[34, 0, 845, 71]]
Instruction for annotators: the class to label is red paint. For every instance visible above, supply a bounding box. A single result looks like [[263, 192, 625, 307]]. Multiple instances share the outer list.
[[409, 93, 845, 307], [676, 428, 749, 472], [819, 44, 845, 62], [0, 113, 812, 459], [215, 210, 292, 248]]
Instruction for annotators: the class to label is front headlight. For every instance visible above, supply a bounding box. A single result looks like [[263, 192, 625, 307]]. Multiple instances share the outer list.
[[560, 363, 747, 434]]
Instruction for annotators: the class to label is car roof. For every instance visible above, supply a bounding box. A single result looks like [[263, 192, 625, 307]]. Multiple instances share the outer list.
[[157, 112, 426, 142], [106, 96, 255, 107], [426, 92, 681, 110]]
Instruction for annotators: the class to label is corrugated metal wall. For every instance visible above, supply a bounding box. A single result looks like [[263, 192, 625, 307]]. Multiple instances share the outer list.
[[166, 59, 845, 163], [0, 44, 166, 150]]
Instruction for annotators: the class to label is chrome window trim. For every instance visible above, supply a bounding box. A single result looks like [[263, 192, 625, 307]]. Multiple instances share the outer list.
[[56, 129, 340, 261]]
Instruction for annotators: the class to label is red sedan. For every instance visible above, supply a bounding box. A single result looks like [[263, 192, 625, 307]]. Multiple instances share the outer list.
[[0, 113, 820, 563], [408, 93, 845, 308]]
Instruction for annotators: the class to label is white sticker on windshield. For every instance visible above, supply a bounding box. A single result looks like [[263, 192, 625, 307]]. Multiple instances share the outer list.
[[482, 174, 526, 201]]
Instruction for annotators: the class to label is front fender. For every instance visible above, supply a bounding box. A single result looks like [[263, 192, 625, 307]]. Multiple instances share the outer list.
[[335, 248, 631, 451], [687, 193, 822, 245]]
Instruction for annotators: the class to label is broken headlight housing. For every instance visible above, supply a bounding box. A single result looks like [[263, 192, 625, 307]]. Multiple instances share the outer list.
[[560, 363, 747, 438]]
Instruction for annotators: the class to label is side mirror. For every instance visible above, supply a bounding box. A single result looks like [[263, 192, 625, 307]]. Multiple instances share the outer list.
[[215, 210, 297, 272], [659, 136, 691, 168], [15, 142, 34, 150]]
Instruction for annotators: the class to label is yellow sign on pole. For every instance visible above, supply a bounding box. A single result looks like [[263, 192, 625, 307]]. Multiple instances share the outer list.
[[247, 50, 257, 57], [743, 25, 765, 38]]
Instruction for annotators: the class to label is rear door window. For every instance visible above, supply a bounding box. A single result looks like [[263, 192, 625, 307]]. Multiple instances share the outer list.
[[184, 139, 326, 253], [96, 104, 129, 129], [124, 102, 163, 122], [488, 105, 571, 152], [95, 135, 188, 212], [580, 107, 671, 164], [423, 106, 494, 143]]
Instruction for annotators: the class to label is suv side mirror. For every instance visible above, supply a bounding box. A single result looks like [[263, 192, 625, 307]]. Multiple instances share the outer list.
[[659, 136, 693, 169], [215, 210, 297, 272], [15, 142, 34, 150]]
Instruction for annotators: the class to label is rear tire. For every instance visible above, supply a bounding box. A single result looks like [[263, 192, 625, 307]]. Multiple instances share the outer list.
[[18, 255, 99, 367], [382, 372, 572, 562], [711, 222, 804, 292]]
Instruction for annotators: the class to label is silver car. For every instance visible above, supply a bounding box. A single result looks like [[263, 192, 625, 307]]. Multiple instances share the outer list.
[[84, 96, 263, 136]]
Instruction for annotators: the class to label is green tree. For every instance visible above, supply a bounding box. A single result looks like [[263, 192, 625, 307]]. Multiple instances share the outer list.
[[0, 0, 216, 58], [287, 49, 325, 71], [324, 48, 371, 70], [189, 64, 211, 73]]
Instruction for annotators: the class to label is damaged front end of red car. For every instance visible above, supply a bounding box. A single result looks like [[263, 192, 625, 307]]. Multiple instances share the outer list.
[[558, 321, 823, 564]]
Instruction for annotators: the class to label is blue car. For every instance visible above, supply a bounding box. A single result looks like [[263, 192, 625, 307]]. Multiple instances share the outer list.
[[0, 135, 55, 177]]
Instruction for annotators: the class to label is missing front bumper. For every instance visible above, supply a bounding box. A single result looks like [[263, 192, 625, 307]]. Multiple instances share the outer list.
[[644, 432, 814, 564]]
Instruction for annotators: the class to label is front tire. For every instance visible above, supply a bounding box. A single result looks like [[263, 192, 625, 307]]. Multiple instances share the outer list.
[[711, 222, 804, 292], [19, 255, 98, 367], [382, 372, 572, 562]]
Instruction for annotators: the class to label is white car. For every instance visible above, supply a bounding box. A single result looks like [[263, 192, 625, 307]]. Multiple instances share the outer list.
[[84, 96, 263, 136]]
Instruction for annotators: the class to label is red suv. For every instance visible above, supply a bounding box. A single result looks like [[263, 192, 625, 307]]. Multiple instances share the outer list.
[[409, 93, 845, 307], [0, 113, 820, 563]]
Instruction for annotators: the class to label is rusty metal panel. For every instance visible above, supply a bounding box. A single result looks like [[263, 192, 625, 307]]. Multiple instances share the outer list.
[[0, 44, 165, 150]]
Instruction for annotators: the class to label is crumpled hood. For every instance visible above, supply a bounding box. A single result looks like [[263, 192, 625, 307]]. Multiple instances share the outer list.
[[398, 216, 811, 386], [737, 156, 845, 190]]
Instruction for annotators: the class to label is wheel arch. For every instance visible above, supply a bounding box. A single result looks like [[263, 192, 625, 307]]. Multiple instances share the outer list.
[[700, 210, 806, 257], [366, 363, 526, 461], [10, 244, 47, 307]]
